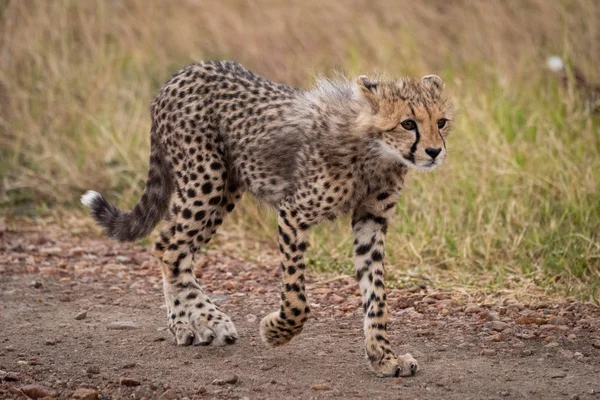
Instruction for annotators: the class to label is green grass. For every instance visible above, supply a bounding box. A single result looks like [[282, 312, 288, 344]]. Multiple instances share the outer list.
[[1, 0, 598, 302]]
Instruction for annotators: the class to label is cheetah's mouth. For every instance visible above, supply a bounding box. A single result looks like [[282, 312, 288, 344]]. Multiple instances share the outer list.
[[408, 158, 442, 172]]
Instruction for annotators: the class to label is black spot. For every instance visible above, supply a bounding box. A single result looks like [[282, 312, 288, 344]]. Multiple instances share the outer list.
[[174, 299, 180, 306], [187, 292, 197, 300], [194, 210, 206, 221], [208, 196, 222, 205], [182, 208, 192, 219], [371, 250, 383, 262], [376, 192, 390, 201], [287, 266, 296, 275], [201, 182, 213, 194], [356, 242, 373, 256]]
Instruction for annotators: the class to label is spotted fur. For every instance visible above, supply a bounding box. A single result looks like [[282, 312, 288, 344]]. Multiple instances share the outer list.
[[82, 61, 454, 377]]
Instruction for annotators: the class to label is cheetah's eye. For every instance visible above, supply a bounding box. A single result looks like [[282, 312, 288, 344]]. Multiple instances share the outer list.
[[400, 120, 417, 131], [437, 118, 448, 129]]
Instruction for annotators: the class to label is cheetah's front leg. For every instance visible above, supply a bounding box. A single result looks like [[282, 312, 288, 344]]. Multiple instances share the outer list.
[[352, 199, 418, 377], [260, 207, 311, 346]]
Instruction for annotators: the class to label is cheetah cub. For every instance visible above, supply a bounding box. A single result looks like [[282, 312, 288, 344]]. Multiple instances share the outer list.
[[82, 61, 453, 377]]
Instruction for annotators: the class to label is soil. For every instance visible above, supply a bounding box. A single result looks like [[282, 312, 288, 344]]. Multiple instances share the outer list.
[[1, 223, 599, 400]]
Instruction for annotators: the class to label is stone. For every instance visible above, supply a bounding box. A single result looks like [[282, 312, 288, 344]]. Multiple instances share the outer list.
[[550, 370, 567, 378], [311, 384, 331, 391], [516, 317, 548, 325], [68, 247, 86, 257], [485, 333, 504, 342], [120, 377, 141, 387], [86, 366, 100, 374], [521, 349, 534, 356], [212, 374, 238, 385], [74, 311, 87, 320], [592, 340, 600, 349], [72, 388, 100, 400], [484, 321, 508, 332], [548, 317, 568, 326], [20, 384, 56, 399], [107, 321, 140, 330], [480, 349, 497, 356], [30, 280, 43, 289], [559, 349, 574, 359], [158, 389, 177, 400], [3, 371, 20, 381], [40, 247, 62, 255], [464, 304, 482, 314]]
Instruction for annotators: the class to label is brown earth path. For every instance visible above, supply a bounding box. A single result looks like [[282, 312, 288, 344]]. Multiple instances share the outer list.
[[0, 224, 599, 400]]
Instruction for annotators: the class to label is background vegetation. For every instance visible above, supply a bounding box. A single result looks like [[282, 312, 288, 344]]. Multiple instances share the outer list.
[[1, 0, 598, 301]]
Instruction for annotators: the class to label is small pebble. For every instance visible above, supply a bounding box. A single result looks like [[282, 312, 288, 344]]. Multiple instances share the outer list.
[[74, 311, 88, 320], [107, 321, 140, 330], [312, 384, 331, 391], [550, 370, 567, 378], [212, 374, 238, 385], [120, 377, 141, 386], [20, 383, 56, 399], [72, 387, 100, 400], [86, 366, 100, 374], [158, 389, 177, 400], [484, 321, 508, 332], [480, 349, 497, 356], [30, 280, 43, 289], [3, 371, 20, 381]]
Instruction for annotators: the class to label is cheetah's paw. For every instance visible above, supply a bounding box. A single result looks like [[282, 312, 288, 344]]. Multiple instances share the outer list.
[[166, 292, 238, 346], [259, 311, 303, 346], [369, 352, 418, 377]]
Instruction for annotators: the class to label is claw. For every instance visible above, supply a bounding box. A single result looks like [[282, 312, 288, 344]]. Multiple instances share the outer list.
[[225, 335, 237, 345], [410, 362, 418, 375], [195, 332, 215, 346]]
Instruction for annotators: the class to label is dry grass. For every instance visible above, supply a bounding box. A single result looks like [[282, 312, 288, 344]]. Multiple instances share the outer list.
[[1, 0, 598, 301]]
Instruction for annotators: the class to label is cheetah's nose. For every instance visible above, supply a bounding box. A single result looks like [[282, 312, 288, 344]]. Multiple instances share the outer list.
[[425, 147, 442, 159]]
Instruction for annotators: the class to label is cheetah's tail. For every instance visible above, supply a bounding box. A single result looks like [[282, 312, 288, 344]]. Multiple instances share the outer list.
[[81, 127, 173, 242]]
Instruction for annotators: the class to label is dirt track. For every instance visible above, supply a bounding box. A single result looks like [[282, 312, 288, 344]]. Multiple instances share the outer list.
[[1, 225, 599, 400]]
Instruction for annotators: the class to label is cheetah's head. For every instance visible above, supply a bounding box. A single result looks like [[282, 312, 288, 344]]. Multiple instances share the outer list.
[[355, 74, 454, 172]]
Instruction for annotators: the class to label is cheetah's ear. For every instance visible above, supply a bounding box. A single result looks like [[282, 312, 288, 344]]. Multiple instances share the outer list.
[[357, 75, 378, 93], [420, 75, 444, 95], [356, 75, 381, 108]]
